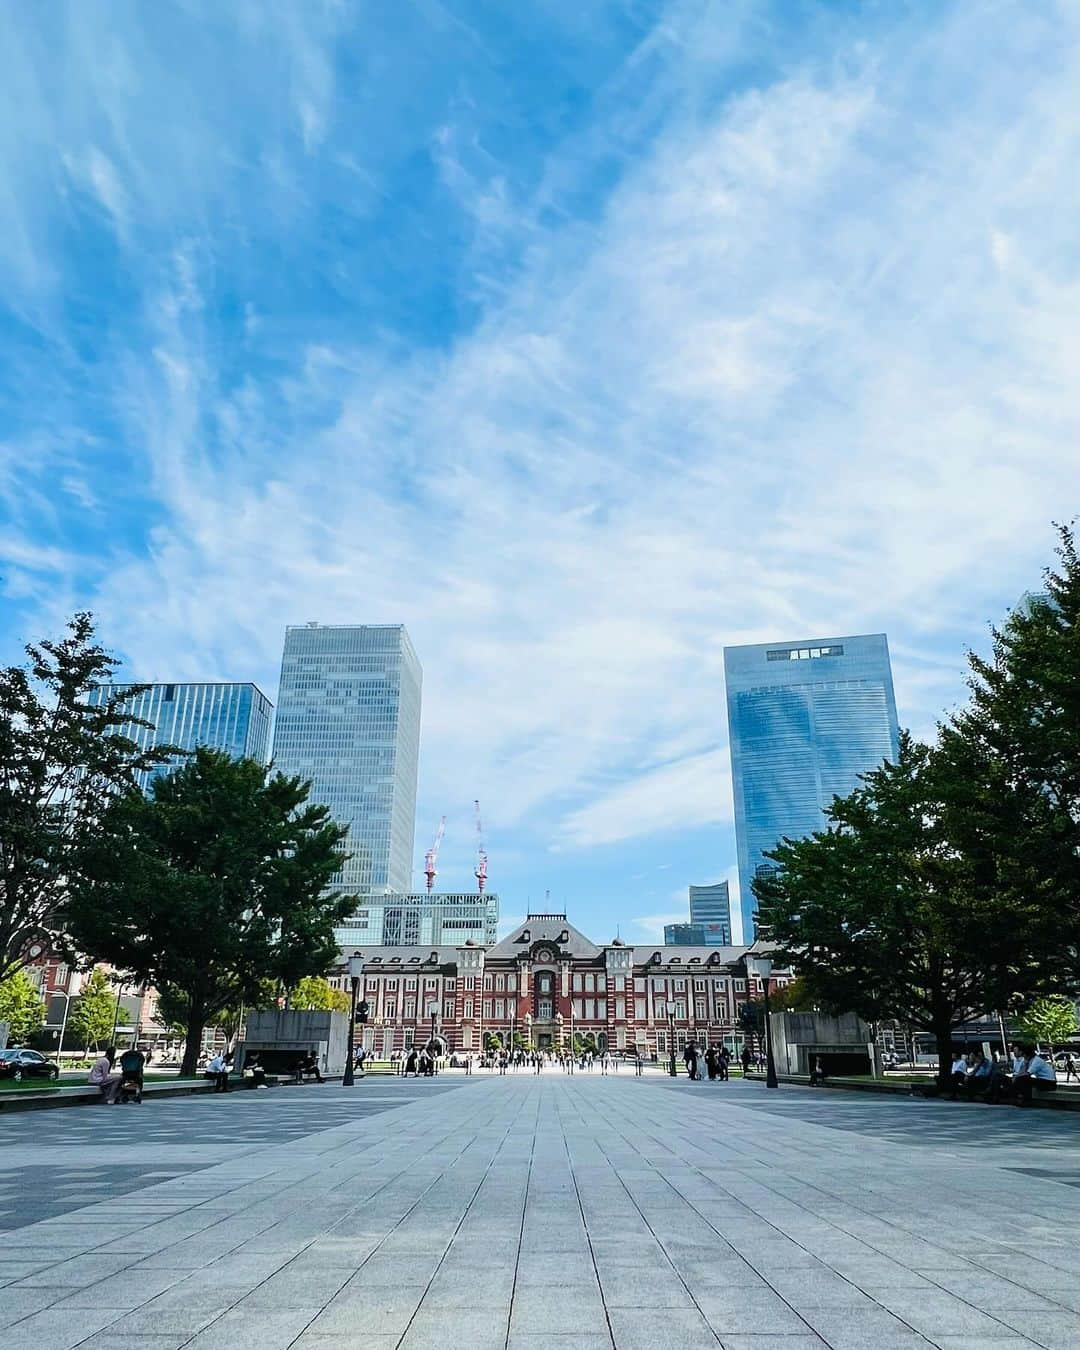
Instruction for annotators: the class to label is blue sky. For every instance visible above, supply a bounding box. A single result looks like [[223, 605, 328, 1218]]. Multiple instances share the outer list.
[[3, 1, 1079, 943]]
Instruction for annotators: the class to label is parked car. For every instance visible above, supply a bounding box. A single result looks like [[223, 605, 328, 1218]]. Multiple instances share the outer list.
[[0, 1048, 61, 1082]]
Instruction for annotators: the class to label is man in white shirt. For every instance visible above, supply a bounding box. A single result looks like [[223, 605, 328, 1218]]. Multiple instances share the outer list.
[[1012, 1044, 1058, 1107], [206, 1051, 230, 1094]]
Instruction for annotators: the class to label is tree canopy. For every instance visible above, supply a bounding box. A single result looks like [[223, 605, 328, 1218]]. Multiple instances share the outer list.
[[754, 526, 1080, 1084], [0, 613, 176, 982], [1017, 996, 1078, 1053], [0, 968, 46, 1044], [289, 976, 350, 1013], [68, 967, 127, 1052], [65, 747, 355, 1076], [755, 733, 1061, 1082]]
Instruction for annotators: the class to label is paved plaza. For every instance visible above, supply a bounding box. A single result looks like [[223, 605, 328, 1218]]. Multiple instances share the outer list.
[[2, 1076, 1080, 1349]]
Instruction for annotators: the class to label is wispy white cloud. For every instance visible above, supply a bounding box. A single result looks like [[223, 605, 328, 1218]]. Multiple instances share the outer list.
[[3, 0, 1080, 921]]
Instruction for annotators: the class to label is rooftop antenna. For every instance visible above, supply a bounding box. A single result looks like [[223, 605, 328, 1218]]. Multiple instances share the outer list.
[[423, 816, 445, 893], [474, 800, 488, 894]]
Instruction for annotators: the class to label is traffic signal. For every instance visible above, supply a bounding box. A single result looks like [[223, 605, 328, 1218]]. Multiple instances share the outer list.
[[357, 1000, 370, 1024]]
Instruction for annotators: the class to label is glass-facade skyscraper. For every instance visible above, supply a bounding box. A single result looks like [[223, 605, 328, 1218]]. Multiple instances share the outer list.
[[724, 634, 900, 940], [333, 891, 499, 947], [663, 882, 732, 946], [689, 882, 733, 945], [86, 682, 272, 789], [271, 624, 422, 897]]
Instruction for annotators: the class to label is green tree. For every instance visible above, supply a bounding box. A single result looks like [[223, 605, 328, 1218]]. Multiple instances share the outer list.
[[0, 968, 46, 1044], [65, 748, 355, 1077], [0, 613, 178, 981], [289, 976, 350, 1013], [950, 524, 1080, 977], [756, 732, 1058, 1086], [68, 967, 128, 1051], [1017, 996, 1079, 1055], [769, 978, 816, 1013]]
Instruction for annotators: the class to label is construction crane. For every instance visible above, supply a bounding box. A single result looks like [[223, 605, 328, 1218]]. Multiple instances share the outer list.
[[423, 817, 446, 893], [474, 799, 488, 894]]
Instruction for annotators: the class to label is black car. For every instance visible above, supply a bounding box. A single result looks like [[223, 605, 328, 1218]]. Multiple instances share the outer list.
[[0, 1048, 60, 1082]]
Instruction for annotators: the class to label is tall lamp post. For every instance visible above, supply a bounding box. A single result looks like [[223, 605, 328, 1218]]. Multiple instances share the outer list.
[[54, 992, 73, 1069], [430, 1010, 438, 1074], [745, 955, 778, 1089], [342, 951, 363, 1087], [668, 1007, 677, 1077]]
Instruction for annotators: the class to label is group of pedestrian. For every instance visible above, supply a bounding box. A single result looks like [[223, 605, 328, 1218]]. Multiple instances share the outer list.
[[681, 1041, 732, 1080], [949, 1043, 1060, 1107], [402, 1044, 439, 1077]]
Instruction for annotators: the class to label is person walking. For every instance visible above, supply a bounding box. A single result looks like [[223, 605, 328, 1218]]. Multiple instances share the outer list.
[[719, 1047, 730, 1081], [740, 1045, 752, 1077], [682, 1041, 697, 1081], [705, 1045, 719, 1081], [89, 1046, 122, 1104]]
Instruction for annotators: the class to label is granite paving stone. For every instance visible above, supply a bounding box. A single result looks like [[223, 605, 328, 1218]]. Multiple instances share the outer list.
[[2, 1075, 1080, 1347]]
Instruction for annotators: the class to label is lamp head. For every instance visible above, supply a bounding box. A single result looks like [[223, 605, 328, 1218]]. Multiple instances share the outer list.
[[745, 954, 773, 981], [347, 951, 364, 979]]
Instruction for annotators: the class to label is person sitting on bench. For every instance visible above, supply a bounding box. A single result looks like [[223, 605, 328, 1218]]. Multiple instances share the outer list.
[[295, 1051, 323, 1084], [1012, 1045, 1058, 1107], [88, 1046, 122, 1104], [206, 1050, 231, 1093], [242, 1053, 267, 1089], [960, 1050, 992, 1099]]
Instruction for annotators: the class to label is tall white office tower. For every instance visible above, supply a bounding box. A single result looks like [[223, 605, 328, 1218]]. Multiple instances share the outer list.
[[271, 624, 422, 896]]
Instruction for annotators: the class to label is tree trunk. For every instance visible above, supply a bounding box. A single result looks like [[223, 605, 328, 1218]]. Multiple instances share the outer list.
[[933, 1012, 954, 1090], [180, 1010, 206, 1078]]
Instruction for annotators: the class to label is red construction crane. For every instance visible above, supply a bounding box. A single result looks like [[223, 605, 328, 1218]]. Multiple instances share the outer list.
[[474, 799, 488, 894], [423, 816, 446, 893]]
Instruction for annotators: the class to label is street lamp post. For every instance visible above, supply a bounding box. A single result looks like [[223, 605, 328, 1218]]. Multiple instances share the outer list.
[[342, 952, 363, 1087], [54, 992, 73, 1070], [110, 983, 127, 1045], [745, 955, 778, 1089], [430, 1010, 438, 1074], [668, 1008, 677, 1077]]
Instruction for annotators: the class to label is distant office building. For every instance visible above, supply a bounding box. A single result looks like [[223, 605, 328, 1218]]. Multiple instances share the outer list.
[[271, 624, 422, 897], [663, 882, 732, 946], [664, 923, 707, 945], [86, 682, 272, 789], [689, 882, 732, 945], [335, 892, 499, 948], [1015, 590, 1053, 616], [725, 634, 900, 940]]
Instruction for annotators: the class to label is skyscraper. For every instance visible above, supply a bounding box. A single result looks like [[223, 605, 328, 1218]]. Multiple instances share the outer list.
[[689, 882, 733, 945], [271, 623, 422, 897], [725, 634, 900, 940], [334, 891, 499, 948], [86, 682, 272, 789], [663, 882, 732, 946]]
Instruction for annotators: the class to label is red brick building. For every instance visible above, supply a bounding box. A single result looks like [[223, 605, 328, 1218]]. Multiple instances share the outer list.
[[339, 911, 786, 1060]]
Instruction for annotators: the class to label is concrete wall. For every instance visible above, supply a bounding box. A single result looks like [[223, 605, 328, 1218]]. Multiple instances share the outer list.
[[769, 1011, 873, 1075], [241, 1010, 350, 1074]]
